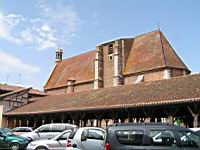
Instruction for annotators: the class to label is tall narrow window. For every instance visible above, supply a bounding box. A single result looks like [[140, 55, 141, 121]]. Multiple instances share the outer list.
[[108, 44, 113, 55]]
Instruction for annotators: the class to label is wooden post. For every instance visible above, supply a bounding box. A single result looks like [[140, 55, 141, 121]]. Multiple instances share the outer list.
[[187, 106, 200, 128]]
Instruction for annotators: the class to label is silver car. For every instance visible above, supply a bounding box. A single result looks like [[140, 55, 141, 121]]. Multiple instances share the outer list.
[[66, 127, 105, 150], [21, 123, 76, 141], [26, 129, 72, 150]]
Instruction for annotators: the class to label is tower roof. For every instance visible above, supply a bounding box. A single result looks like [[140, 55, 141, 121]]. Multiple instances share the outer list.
[[55, 48, 63, 53], [124, 30, 190, 75]]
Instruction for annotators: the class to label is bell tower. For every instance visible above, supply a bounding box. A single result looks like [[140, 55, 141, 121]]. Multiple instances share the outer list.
[[55, 47, 63, 63]]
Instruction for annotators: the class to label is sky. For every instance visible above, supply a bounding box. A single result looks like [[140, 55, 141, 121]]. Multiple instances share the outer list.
[[0, 0, 200, 91]]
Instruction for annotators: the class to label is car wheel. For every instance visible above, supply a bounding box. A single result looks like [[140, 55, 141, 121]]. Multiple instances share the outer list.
[[35, 146, 48, 150], [9, 143, 20, 150]]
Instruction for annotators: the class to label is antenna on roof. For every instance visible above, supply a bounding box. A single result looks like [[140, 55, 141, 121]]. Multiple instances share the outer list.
[[58, 42, 61, 49]]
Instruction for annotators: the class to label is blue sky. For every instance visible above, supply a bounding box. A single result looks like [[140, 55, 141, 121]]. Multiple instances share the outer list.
[[0, 0, 200, 91]]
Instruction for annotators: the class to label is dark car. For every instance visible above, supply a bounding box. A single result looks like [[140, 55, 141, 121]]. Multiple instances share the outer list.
[[0, 128, 29, 150], [104, 122, 200, 150]]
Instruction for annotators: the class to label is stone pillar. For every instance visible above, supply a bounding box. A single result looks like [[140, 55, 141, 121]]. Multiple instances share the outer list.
[[113, 40, 123, 86], [0, 105, 3, 128], [163, 69, 171, 79], [19, 120, 22, 127], [94, 46, 103, 89], [26, 120, 29, 127], [67, 79, 76, 93], [167, 116, 173, 124], [14, 119, 17, 128], [145, 118, 151, 123]]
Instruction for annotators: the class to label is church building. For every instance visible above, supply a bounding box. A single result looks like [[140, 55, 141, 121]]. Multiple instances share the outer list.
[[44, 30, 190, 94], [3, 30, 200, 128]]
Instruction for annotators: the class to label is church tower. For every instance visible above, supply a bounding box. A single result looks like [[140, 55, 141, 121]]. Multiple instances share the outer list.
[[55, 48, 63, 63]]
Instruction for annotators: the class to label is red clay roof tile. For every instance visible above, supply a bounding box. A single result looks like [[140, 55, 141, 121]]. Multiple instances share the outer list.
[[4, 74, 200, 116], [44, 50, 95, 90]]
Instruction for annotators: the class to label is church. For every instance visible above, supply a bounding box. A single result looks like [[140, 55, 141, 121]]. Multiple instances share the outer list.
[[2, 30, 200, 128]]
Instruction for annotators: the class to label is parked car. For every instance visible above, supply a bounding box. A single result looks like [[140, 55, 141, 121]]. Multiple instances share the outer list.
[[26, 129, 72, 150], [0, 128, 30, 150], [12, 127, 33, 135], [104, 122, 200, 150], [66, 127, 105, 150], [21, 123, 77, 141]]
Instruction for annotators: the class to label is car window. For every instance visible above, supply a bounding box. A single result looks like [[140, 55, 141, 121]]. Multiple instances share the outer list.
[[51, 125, 72, 132], [37, 125, 51, 132], [1, 128, 12, 135], [115, 130, 144, 145], [87, 129, 105, 140], [149, 130, 177, 147], [81, 129, 105, 141], [177, 130, 200, 148], [13, 128, 32, 132], [0, 131, 4, 136], [59, 132, 71, 140]]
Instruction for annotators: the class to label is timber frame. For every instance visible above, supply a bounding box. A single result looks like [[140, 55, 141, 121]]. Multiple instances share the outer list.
[[4, 102, 200, 129]]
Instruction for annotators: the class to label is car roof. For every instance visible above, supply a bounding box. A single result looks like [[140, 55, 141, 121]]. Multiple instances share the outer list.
[[107, 122, 191, 131]]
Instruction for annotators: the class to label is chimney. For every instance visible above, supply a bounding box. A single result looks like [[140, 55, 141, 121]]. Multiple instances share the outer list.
[[67, 79, 76, 93]]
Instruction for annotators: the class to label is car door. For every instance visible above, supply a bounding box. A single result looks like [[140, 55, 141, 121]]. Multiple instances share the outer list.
[[176, 130, 200, 150], [35, 124, 51, 140], [0, 131, 9, 149], [80, 128, 105, 150], [50, 131, 71, 150]]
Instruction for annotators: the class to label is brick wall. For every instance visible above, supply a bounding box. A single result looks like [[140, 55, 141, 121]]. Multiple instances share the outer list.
[[46, 81, 94, 94], [171, 68, 184, 77], [124, 69, 165, 84], [74, 82, 94, 93], [103, 44, 114, 88]]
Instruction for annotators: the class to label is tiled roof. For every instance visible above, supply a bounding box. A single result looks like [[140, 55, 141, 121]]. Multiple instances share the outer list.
[[0, 88, 32, 99], [0, 84, 47, 96], [124, 30, 190, 74], [4, 74, 200, 116], [44, 50, 95, 90]]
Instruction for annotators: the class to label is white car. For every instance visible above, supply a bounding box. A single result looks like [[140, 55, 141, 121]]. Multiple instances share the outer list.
[[26, 129, 72, 150], [66, 127, 105, 150], [12, 127, 33, 135], [21, 123, 76, 141]]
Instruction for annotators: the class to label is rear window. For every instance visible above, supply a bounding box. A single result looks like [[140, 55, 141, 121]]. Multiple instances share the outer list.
[[115, 130, 144, 145], [13, 128, 32, 132]]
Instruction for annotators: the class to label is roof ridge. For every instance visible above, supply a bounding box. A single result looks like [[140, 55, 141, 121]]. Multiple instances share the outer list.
[[160, 32, 190, 72], [159, 30, 168, 67], [61, 50, 95, 62]]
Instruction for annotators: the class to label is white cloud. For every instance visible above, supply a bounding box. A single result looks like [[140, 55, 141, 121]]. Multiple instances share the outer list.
[[0, 51, 40, 78], [0, 1, 82, 51]]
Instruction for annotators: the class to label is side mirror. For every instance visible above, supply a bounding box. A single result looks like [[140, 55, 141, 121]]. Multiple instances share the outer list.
[[81, 134, 87, 141]]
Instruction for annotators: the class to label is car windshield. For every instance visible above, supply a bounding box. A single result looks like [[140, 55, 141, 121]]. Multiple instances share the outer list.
[[1, 128, 13, 135]]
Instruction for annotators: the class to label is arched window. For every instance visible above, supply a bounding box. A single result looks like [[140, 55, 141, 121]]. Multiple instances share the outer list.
[[108, 44, 113, 55]]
